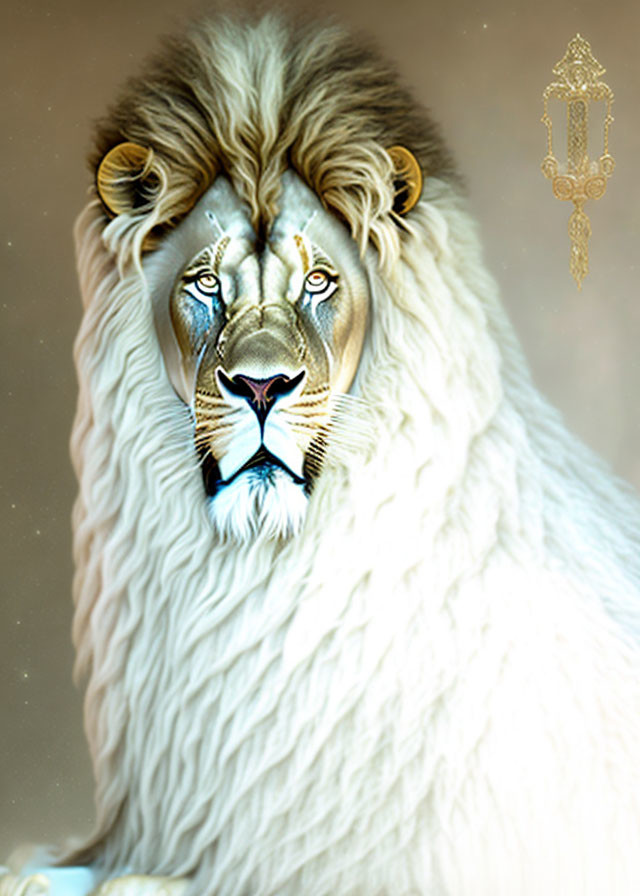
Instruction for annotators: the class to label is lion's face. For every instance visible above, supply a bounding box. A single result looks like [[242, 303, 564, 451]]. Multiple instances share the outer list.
[[146, 171, 369, 539]]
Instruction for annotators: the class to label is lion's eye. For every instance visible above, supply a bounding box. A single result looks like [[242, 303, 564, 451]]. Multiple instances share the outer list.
[[193, 272, 220, 296], [303, 268, 338, 303], [183, 270, 222, 317]]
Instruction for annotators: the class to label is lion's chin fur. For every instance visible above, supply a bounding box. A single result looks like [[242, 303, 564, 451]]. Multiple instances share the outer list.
[[209, 469, 309, 542]]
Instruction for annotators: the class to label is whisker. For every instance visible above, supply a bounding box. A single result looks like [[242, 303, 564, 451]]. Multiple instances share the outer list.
[[194, 425, 235, 441], [195, 408, 241, 422], [195, 415, 237, 428], [293, 395, 331, 410], [195, 393, 229, 407], [300, 392, 377, 470], [288, 420, 329, 435]]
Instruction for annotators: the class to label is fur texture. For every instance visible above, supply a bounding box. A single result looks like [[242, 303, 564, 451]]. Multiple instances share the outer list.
[[60, 14, 640, 896]]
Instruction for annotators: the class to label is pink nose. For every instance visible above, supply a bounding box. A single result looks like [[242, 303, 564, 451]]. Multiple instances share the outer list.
[[217, 369, 305, 421], [236, 375, 283, 409]]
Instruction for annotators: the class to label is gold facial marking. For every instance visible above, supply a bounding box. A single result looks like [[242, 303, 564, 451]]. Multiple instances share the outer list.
[[213, 236, 231, 274], [294, 234, 310, 273]]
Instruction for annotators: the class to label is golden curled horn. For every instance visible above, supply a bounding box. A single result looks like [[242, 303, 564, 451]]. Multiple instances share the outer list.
[[96, 142, 155, 215], [387, 145, 423, 215]]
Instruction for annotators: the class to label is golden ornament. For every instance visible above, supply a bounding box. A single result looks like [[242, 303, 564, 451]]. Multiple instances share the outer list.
[[541, 35, 614, 288]]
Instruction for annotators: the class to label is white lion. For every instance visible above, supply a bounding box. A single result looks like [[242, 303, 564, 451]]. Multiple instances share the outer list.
[[4, 13, 640, 896]]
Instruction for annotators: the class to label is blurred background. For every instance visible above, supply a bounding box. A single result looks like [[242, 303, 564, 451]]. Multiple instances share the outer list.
[[1, 0, 639, 860]]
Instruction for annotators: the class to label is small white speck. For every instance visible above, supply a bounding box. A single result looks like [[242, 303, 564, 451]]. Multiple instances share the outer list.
[[483, 23, 488, 29], [35, 529, 41, 535], [23, 672, 29, 679], [24, 700, 29, 705], [11, 503, 16, 509], [47, 105, 52, 112], [16, 619, 21, 625], [7, 241, 12, 247]]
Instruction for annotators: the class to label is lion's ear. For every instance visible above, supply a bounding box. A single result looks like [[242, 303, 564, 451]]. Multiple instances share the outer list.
[[387, 146, 423, 216], [96, 142, 159, 216]]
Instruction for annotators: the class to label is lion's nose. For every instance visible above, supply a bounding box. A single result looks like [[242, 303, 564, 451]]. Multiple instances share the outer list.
[[217, 369, 305, 423]]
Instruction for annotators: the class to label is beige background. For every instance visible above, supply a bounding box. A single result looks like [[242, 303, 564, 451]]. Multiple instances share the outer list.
[[1, 0, 639, 860]]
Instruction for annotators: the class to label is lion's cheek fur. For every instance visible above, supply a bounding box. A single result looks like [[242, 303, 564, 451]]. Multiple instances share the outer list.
[[70, 181, 640, 896]]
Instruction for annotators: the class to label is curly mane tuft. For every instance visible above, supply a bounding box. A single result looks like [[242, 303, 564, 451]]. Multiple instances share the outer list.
[[91, 15, 457, 265]]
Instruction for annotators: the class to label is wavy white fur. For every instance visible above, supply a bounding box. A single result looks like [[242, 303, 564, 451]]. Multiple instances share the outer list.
[[60, 175, 640, 896], [4, 16, 640, 896]]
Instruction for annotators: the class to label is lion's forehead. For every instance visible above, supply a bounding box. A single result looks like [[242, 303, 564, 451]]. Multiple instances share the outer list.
[[163, 171, 358, 281]]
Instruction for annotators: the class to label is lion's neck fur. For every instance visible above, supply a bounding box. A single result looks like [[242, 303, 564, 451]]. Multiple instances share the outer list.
[[71, 183, 640, 895]]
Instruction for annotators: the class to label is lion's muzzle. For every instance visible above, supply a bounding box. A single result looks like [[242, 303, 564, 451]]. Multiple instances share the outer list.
[[217, 370, 306, 426], [213, 365, 307, 487]]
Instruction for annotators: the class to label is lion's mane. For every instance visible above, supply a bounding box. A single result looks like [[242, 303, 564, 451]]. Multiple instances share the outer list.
[[68, 15, 640, 896]]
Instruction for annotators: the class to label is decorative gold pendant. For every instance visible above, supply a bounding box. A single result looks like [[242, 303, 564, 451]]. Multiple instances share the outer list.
[[541, 35, 615, 288]]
